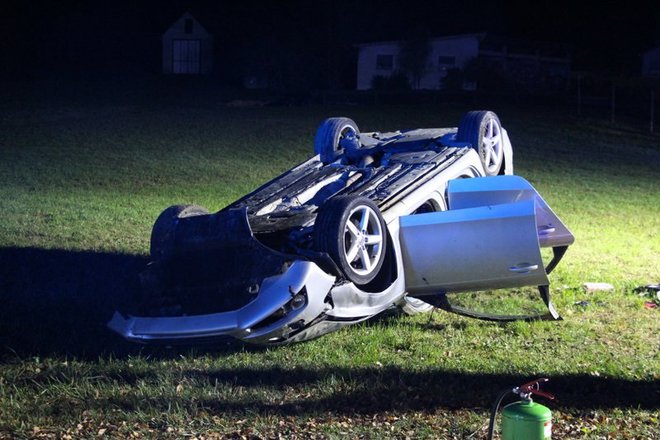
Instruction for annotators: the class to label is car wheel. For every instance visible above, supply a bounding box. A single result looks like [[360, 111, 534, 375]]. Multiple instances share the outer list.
[[313, 117, 360, 164], [457, 111, 504, 176], [150, 204, 209, 261], [314, 196, 387, 285]]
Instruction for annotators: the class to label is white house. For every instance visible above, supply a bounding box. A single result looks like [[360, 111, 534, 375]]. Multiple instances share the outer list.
[[357, 34, 480, 90], [162, 13, 213, 75], [642, 46, 660, 77], [356, 33, 570, 91]]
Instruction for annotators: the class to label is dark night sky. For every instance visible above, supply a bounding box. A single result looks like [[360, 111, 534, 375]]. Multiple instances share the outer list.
[[1, 0, 659, 81]]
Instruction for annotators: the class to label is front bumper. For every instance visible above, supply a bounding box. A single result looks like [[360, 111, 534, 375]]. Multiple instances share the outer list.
[[108, 261, 335, 344]]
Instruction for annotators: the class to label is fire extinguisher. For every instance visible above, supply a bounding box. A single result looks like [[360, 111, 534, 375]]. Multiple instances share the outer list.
[[487, 378, 555, 440]]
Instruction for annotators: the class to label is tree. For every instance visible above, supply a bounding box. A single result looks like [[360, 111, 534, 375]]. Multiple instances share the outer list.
[[463, 58, 512, 93], [398, 35, 431, 89], [441, 68, 464, 92], [371, 73, 411, 91]]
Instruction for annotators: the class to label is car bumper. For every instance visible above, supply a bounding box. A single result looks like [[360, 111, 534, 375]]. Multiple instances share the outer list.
[[108, 260, 335, 344]]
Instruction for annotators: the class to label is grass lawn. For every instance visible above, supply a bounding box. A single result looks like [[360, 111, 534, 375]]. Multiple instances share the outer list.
[[0, 88, 658, 439]]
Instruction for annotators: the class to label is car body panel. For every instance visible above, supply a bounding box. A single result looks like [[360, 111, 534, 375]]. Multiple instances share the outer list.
[[400, 198, 547, 294], [446, 175, 575, 249]]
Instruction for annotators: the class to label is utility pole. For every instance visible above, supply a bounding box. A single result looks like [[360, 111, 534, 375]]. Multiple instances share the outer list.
[[577, 74, 582, 116], [651, 89, 656, 134], [610, 80, 616, 124]]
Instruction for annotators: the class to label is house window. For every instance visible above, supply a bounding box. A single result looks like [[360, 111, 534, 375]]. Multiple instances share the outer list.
[[184, 18, 193, 34], [438, 55, 456, 69], [376, 54, 394, 70]]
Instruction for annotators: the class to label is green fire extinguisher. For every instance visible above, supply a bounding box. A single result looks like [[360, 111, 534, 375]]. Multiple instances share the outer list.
[[487, 378, 554, 440]]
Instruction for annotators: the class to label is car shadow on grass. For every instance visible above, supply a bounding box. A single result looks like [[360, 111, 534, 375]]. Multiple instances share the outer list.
[[93, 366, 658, 413], [1, 248, 657, 413], [0, 247, 155, 359], [0, 246, 437, 360], [0, 247, 302, 359]]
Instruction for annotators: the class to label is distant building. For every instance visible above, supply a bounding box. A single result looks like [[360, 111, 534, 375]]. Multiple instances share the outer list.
[[356, 33, 570, 91], [642, 46, 660, 77], [162, 12, 213, 75]]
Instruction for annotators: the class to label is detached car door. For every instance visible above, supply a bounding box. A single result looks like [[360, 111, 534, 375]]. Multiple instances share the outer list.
[[399, 176, 574, 295]]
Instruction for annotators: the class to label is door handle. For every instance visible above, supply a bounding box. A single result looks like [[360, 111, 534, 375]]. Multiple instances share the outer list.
[[509, 263, 539, 274], [538, 225, 556, 235]]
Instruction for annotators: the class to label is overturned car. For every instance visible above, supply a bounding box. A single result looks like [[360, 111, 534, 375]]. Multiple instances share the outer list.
[[109, 111, 574, 345]]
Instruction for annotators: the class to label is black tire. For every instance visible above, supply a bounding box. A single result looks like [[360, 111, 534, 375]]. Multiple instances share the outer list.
[[313, 117, 360, 164], [150, 204, 209, 261], [314, 196, 387, 285], [457, 110, 504, 176]]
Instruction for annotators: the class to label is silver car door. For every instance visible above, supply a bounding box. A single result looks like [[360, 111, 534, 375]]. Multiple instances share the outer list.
[[399, 176, 573, 295]]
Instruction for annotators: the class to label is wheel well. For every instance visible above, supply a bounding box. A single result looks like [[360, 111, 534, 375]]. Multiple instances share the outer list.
[[359, 229, 398, 293], [498, 155, 507, 175]]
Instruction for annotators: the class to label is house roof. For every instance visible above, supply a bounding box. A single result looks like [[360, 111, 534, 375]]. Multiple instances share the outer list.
[[356, 33, 569, 59], [163, 12, 212, 38], [355, 33, 486, 48]]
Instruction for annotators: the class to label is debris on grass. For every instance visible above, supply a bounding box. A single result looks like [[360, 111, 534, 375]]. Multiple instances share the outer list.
[[634, 284, 660, 307], [582, 282, 615, 293], [634, 284, 660, 297], [574, 300, 590, 307]]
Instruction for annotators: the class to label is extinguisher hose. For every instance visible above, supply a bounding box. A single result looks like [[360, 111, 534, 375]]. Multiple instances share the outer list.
[[487, 389, 513, 440]]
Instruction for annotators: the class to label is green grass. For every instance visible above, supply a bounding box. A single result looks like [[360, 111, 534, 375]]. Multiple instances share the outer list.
[[0, 93, 658, 439]]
